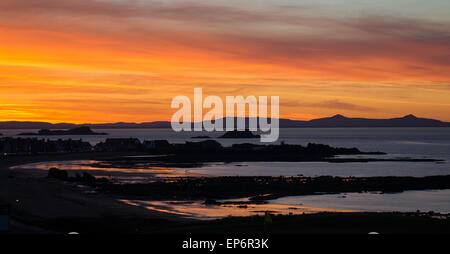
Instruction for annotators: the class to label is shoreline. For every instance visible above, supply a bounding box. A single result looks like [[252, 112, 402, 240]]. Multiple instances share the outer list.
[[0, 152, 191, 233], [2, 152, 450, 234]]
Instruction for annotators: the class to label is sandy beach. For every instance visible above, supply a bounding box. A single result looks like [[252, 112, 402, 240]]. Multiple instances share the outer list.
[[2, 152, 450, 234], [0, 152, 188, 233]]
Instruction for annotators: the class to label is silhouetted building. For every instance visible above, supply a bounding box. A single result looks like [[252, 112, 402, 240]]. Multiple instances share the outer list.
[[175, 140, 223, 153], [142, 140, 171, 152], [94, 138, 141, 152], [0, 137, 92, 154]]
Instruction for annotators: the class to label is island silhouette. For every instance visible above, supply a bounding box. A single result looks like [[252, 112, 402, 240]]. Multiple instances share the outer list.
[[18, 126, 107, 136], [0, 114, 448, 129]]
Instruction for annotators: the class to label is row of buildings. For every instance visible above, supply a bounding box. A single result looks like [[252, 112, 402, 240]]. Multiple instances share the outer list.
[[94, 138, 172, 152], [0, 137, 92, 154], [0, 137, 175, 155]]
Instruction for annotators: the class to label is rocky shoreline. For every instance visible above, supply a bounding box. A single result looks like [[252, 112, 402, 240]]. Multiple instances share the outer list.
[[1, 152, 450, 234], [72, 174, 450, 201]]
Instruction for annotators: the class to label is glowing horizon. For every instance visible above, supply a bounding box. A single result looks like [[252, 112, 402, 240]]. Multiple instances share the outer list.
[[1, 0, 450, 123]]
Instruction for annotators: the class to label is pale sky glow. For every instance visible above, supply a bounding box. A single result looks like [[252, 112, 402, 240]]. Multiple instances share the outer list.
[[0, 0, 449, 123]]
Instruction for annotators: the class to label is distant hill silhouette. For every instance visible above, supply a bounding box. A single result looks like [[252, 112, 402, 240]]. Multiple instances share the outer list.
[[0, 114, 448, 129], [301, 114, 450, 127]]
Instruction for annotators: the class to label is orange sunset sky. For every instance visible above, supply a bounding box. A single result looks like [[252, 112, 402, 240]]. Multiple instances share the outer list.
[[0, 0, 450, 123]]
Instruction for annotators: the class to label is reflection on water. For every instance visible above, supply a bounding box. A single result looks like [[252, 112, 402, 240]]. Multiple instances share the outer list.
[[11, 158, 450, 183], [2, 128, 450, 155], [12, 159, 450, 219], [7, 127, 450, 219], [120, 199, 355, 220], [271, 190, 450, 213], [190, 161, 449, 177], [8, 127, 450, 179], [10, 160, 208, 183], [121, 189, 450, 220]]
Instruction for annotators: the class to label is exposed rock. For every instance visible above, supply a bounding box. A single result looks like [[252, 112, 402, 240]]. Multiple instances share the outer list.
[[47, 168, 68, 180], [204, 199, 221, 205]]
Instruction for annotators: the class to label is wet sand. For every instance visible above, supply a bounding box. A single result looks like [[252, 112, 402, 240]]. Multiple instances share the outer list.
[[2, 152, 449, 234], [0, 152, 188, 233]]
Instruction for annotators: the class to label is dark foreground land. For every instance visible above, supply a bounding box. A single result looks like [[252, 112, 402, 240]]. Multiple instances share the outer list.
[[146, 212, 450, 234], [7, 212, 449, 234], [1, 152, 450, 234]]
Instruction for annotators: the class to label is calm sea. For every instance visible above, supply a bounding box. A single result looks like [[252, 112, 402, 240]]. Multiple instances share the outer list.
[[3, 128, 450, 177], [8, 128, 450, 216], [2, 127, 450, 154]]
